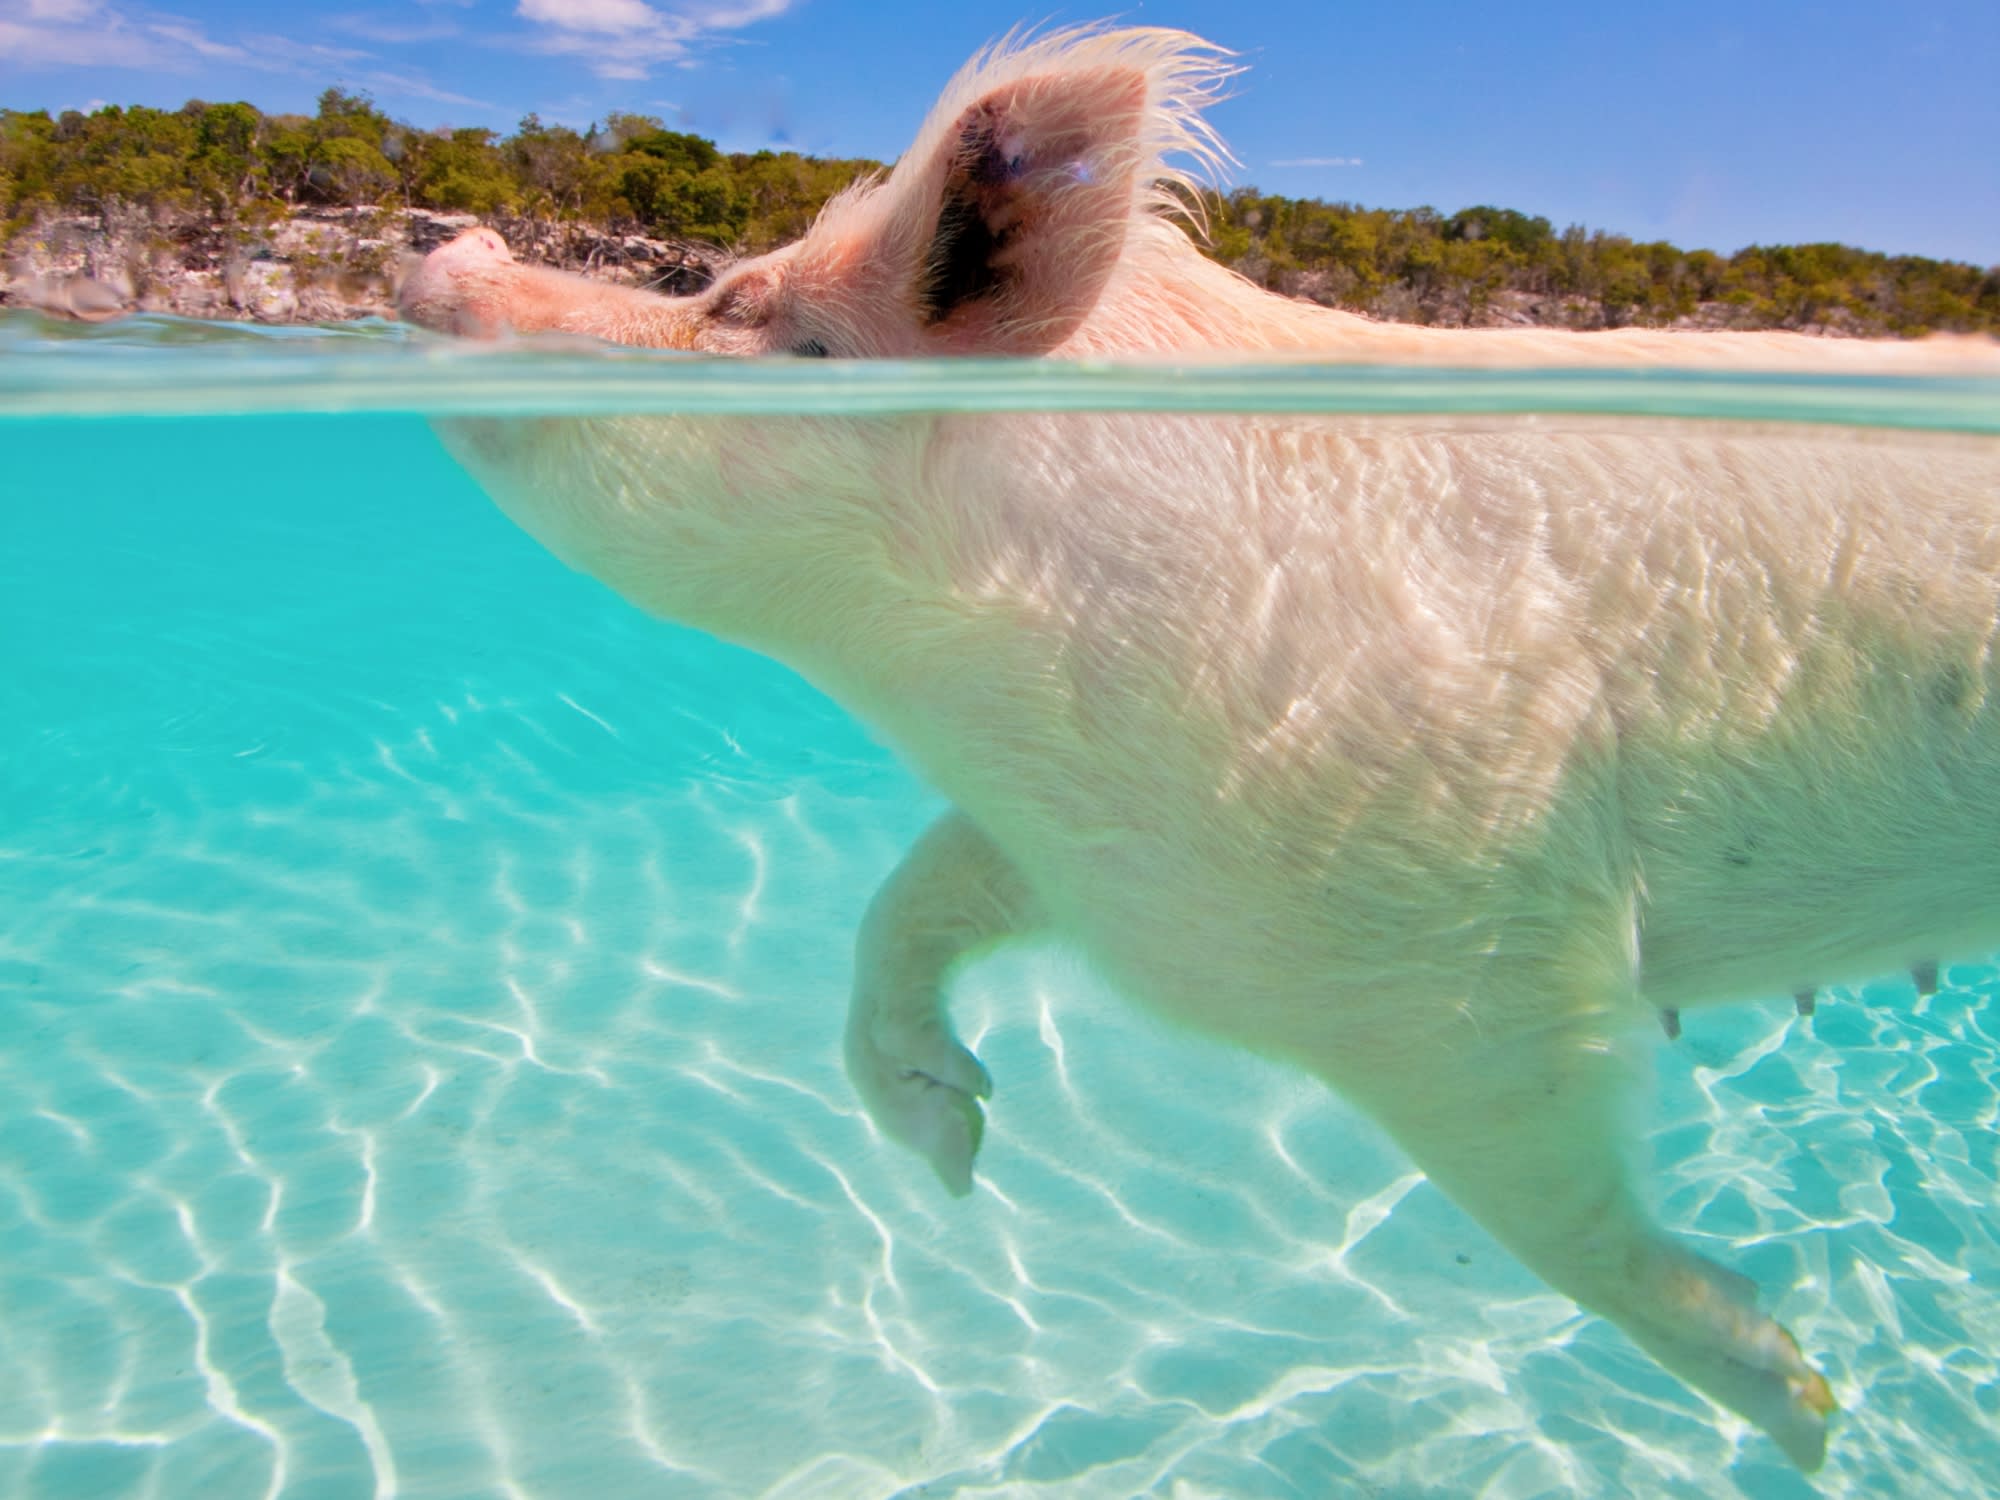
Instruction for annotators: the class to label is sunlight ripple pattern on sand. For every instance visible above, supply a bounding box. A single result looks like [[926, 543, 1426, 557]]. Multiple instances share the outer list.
[[6, 407, 2000, 1498]]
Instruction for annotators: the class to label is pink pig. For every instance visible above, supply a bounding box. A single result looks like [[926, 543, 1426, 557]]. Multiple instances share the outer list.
[[399, 26, 2000, 1471]]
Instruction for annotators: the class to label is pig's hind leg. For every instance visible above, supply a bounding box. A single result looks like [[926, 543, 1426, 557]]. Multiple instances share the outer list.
[[1336, 979, 1835, 1469], [846, 810, 1039, 1196]]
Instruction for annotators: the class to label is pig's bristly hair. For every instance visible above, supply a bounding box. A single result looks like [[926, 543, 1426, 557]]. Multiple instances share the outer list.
[[814, 25, 1238, 240], [940, 25, 1236, 212]]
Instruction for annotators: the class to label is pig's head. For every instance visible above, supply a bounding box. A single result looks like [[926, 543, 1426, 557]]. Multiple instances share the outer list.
[[400, 26, 1233, 357], [399, 28, 1237, 682]]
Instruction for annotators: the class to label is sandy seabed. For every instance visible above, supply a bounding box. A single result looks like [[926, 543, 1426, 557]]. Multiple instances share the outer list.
[[4, 411, 1999, 1499]]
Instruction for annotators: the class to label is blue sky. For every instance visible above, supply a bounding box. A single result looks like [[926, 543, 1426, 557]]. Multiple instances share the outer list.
[[3, 0, 1995, 263]]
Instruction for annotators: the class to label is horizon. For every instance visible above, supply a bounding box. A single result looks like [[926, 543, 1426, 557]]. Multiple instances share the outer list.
[[2, 0, 1996, 267]]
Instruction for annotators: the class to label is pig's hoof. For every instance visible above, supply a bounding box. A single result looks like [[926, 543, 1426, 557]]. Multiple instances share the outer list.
[[1645, 1250, 1837, 1470], [846, 1016, 992, 1196], [1712, 1313, 1835, 1470]]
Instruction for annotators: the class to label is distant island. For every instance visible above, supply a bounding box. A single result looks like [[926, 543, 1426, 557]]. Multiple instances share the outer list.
[[3, 89, 1995, 336]]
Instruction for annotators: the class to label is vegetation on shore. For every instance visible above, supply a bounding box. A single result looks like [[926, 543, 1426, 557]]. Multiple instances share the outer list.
[[3, 88, 1995, 335]]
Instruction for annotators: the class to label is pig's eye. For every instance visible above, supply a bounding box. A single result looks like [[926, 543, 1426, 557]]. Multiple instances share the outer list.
[[790, 339, 830, 358]]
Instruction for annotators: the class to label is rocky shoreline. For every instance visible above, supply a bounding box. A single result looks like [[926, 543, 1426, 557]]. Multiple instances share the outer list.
[[1, 205, 717, 324], [0, 204, 1886, 336]]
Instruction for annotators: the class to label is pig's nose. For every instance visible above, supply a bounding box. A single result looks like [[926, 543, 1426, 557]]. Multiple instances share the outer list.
[[428, 228, 514, 270]]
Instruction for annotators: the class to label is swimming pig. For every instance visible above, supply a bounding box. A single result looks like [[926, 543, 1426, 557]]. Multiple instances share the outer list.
[[398, 26, 2000, 1471]]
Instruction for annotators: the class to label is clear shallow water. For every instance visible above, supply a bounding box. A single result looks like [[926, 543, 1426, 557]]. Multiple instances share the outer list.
[[6, 311, 2000, 431], [4, 315, 2000, 1499]]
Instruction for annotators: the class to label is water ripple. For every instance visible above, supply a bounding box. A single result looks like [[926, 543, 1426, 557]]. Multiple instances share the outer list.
[[8, 415, 2000, 1496]]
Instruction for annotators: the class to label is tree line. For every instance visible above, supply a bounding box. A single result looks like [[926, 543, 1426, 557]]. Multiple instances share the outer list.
[[3, 89, 1994, 336]]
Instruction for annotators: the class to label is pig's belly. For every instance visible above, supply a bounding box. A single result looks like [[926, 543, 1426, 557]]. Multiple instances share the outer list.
[[1006, 702, 2000, 1039], [1623, 723, 2000, 1010]]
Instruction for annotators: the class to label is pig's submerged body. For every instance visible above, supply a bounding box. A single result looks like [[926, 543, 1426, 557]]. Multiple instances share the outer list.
[[402, 25, 2000, 1474], [891, 417, 2000, 1029]]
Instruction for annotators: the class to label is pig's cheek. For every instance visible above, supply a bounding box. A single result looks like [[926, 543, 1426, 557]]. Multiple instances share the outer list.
[[698, 323, 778, 358], [412, 262, 523, 337], [456, 270, 532, 337], [448, 302, 507, 339]]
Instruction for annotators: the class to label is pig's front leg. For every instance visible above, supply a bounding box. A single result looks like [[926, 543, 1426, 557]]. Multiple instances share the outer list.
[[846, 810, 1039, 1196]]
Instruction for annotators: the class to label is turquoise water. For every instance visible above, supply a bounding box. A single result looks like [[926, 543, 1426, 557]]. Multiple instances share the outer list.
[[5, 312, 2000, 1498]]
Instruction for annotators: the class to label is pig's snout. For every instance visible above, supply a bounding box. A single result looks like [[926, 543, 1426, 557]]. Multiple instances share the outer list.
[[398, 228, 517, 336], [426, 228, 514, 272]]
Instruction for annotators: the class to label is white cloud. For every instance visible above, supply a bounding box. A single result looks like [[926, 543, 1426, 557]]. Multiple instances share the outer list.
[[517, 0, 660, 33], [0, 1, 492, 116], [24, 0, 103, 19], [0, 20, 153, 65], [0, 2, 171, 67], [511, 0, 798, 78], [145, 18, 249, 60], [0, 1, 267, 70], [526, 28, 692, 74], [1270, 156, 1365, 169], [326, 12, 463, 44], [359, 69, 493, 109], [240, 31, 372, 66], [683, 0, 792, 26]]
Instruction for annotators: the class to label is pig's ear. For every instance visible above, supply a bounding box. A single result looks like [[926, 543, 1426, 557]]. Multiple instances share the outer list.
[[903, 67, 1149, 353]]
